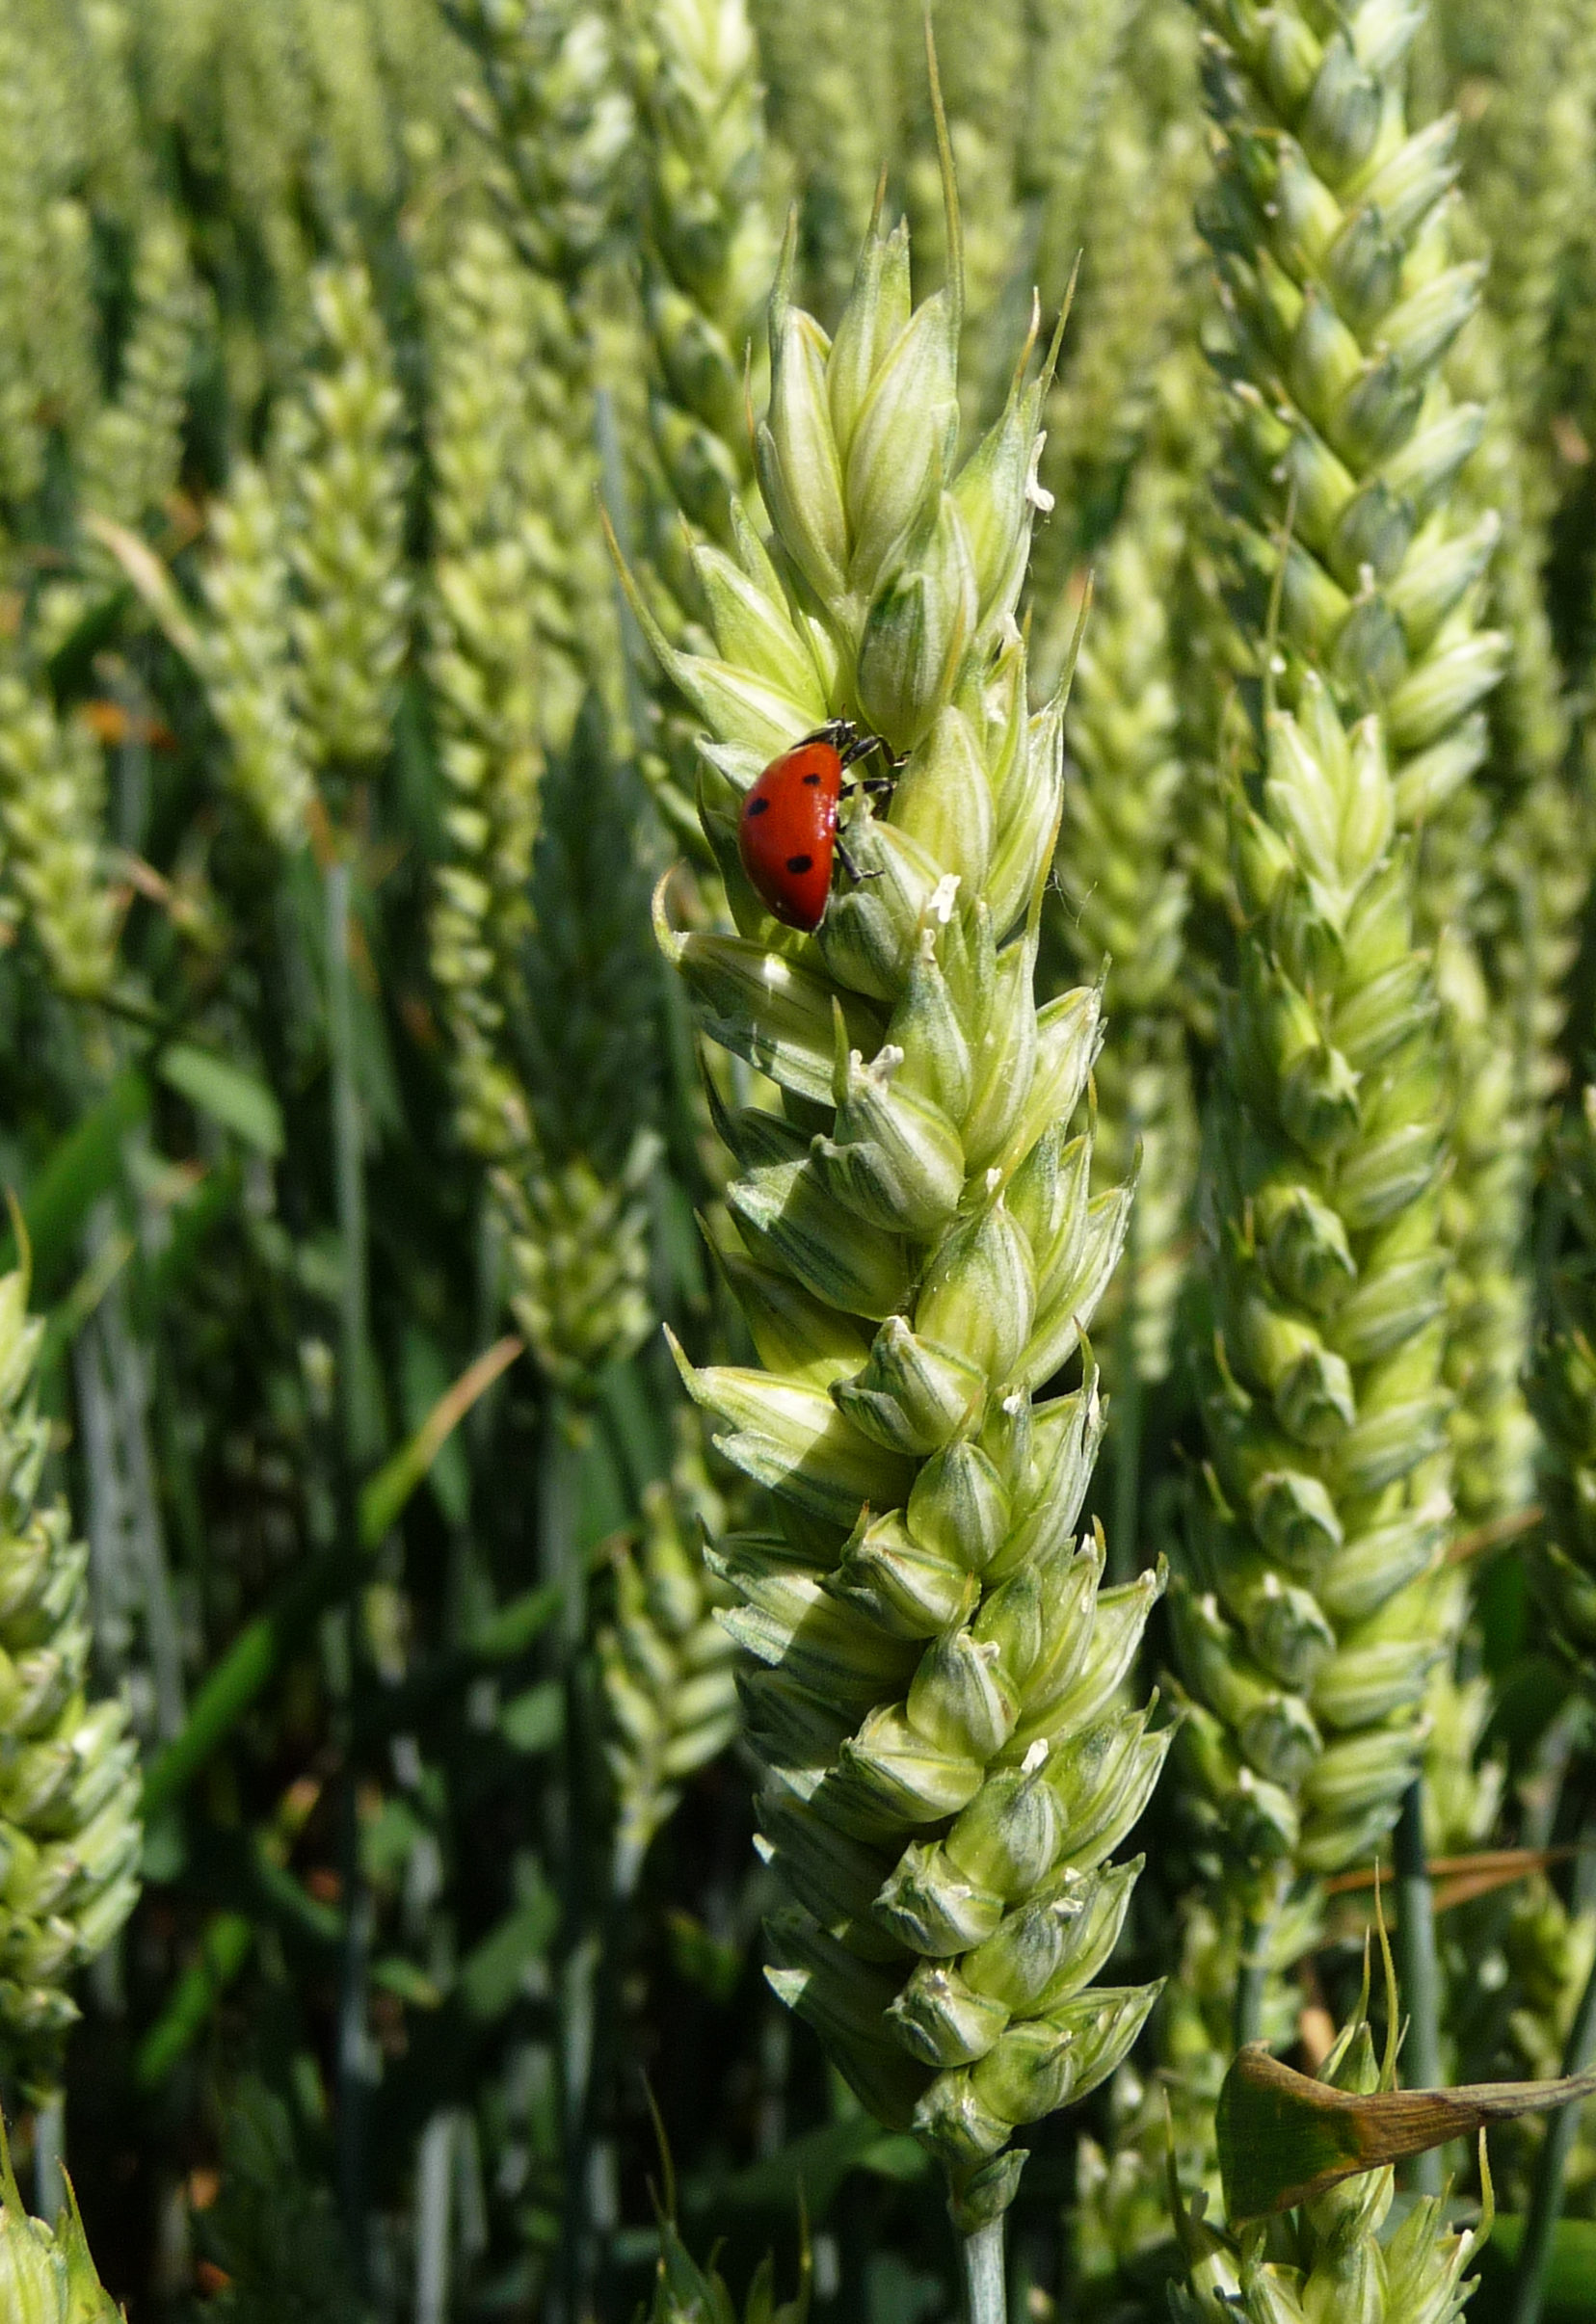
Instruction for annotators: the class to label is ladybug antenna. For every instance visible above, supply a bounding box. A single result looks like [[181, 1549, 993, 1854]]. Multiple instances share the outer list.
[[924, 13, 963, 343]]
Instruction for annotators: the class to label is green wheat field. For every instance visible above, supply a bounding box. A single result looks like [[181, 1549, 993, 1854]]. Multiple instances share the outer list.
[[3, 0, 1596, 2317]]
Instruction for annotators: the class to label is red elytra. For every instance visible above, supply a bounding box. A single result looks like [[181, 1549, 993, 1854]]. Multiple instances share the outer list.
[[737, 736, 846, 932]]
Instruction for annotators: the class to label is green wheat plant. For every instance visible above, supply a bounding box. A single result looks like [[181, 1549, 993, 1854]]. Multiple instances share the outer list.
[[1506, 1082, 1596, 2321], [0, 1, 96, 515], [199, 458, 316, 853], [425, 502, 659, 1401], [1195, 0, 1528, 1552], [1052, 455, 1198, 1404], [1071, 1891, 1317, 2304], [9, 0, 1596, 2311], [1032, 5, 1205, 582], [1170, 672, 1455, 1947], [1531, 1084, 1596, 1676], [630, 0, 774, 570], [444, 0, 635, 281], [897, 0, 1030, 423], [598, 1411, 740, 1897], [0, 2112, 119, 2324], [641, 2112, 811, 2324], [26, 206, 203, 666], [487, 712, 664, 1403], [744, 0, 894, 310], [0, 681, 119, 1006], [1197, 0, 1504, 797], [1440, 0, 1596, 452], [425, 207, 557, 1171], [1169, 0, 1541, 2131], [646, 2211, 811, 2324], [76, 213, 202, 539], [1022, 0, 1137, 329], [1170, 1952, 1492, 2324], [0, 1255, 140, 2099], [279, 257, 411, 779], [627, 95, 1170, 2307], [626, 0, 779, 840], [1428, 318, 1579, 1538]]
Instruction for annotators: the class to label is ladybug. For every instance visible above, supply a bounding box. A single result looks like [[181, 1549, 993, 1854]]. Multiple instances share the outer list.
[[737, 720, 893, 933]]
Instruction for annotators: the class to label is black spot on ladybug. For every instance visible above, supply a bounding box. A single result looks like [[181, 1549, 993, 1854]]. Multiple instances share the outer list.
[[802, 771, 821, 784], [746, 795, 770, 815], [785, 854, 814, 875]]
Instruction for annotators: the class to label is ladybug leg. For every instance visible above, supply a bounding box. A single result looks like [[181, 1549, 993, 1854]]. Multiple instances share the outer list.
[[839, 733, 904, 819], [839, 730, 888, 770], [836, 840, 883, 889], [842, 732, 908, 774], [838, 777, 893, 822]]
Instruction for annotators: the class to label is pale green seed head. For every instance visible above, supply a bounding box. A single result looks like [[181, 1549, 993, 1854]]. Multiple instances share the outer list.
[[1177, 674, 1453, 1899], [0, 1275, 140, 2086], [633, 161, 1165, 2204], [0, 2116, 120, 2323], [279, 258, 410, 774]]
